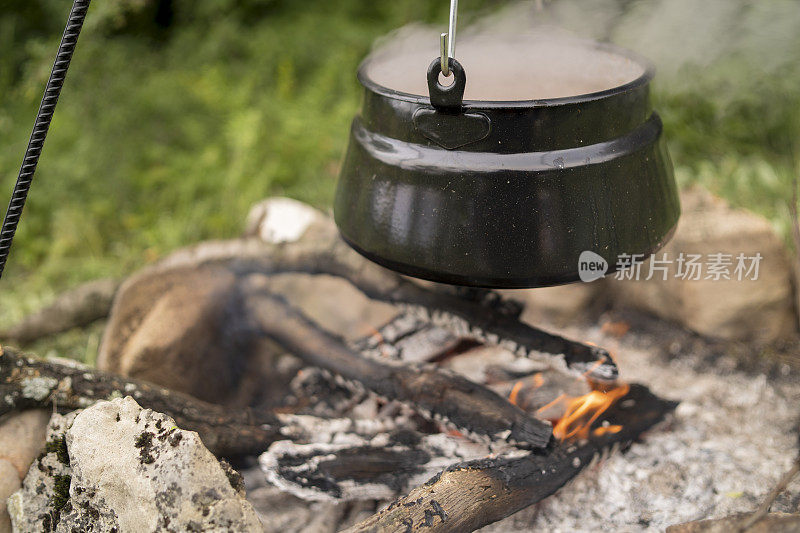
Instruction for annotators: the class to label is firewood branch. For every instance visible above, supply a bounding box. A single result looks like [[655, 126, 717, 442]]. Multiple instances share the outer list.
[[2, 210, 615, 379], [738, 455, 800, 532], [242, 278, 553, 449], [344, 384, 677, 533], [149, 236, 618, 381], [0, 348, 281, 457], [791, 174, 800, 265], [0, 278, 120, 344]]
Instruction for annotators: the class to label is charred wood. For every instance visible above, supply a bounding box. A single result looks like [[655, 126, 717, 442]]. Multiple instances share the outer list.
[[243, 281, 553, 449], [350, 313, 463, 364], [0, 348, 281, 456], [345, 384, 677, 533], [260, 431, 501, 502]]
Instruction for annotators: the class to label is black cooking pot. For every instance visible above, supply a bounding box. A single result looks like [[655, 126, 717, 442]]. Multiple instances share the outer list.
[[334, 39, 679, 288]]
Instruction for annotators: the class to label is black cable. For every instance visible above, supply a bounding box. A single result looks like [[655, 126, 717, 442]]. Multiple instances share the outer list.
[[0, 0, 91, 280]]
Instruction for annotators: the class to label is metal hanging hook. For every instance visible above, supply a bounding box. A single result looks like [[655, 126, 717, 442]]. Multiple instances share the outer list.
[[440, 0, 458, 77]]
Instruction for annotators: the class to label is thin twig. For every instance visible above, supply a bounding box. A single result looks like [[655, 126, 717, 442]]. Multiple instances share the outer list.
[[790, 174, 800, 267], [739, 455, 800, 532]]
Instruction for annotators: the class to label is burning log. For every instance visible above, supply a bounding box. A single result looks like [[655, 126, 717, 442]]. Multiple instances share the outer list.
[[1, 345, 444, 460], [1, 279, 559, 455], [1, 246, 680, 533], [345, 384, 677, 533], [243, 277, 553, 449], [2, 341, 676, 532]]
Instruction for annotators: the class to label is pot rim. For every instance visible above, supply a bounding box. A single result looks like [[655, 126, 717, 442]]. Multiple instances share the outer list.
[[357, 40, 655, 110]]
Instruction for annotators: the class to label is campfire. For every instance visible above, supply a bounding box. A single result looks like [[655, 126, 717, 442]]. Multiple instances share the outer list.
[[541, 383, 631, 442], [1, 0, 797, 529], [1, 200, 798, 532], [0, 218, 678, 531]]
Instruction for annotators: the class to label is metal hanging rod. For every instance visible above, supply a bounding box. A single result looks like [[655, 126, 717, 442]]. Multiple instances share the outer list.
[[0, 0, 91, 280], [440, 0, 459, 76]]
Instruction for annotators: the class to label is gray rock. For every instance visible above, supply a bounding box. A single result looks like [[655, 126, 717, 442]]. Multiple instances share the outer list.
[[0, 460, 20, 533], [609, 186, 797, 343], [0, 409, 50, 532], [0, 410, 51, 478], [244, 197, 333, 244], [500, 282, 606, 327], [245, 198, 397, 340], [98, 198, 396, 408], [7, 410, 76, 533], [262, 274, 398, 341], [8, 397, 261, 532], [97, 265, 260, 405]]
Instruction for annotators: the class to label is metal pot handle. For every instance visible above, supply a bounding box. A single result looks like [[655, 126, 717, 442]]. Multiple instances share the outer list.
[[427, 57, 466, 111]]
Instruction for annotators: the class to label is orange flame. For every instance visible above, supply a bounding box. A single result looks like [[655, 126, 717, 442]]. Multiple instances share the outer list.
[[548, 384, 630, 442], [536, 393, 567, 415], [508, 381, 524, 406], [508, 373, 545, 408], [581, 359, 605, 379]]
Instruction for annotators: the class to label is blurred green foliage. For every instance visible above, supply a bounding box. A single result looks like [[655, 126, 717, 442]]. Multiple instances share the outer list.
[[0, 0, 499, 330], [0, 0, 798, 360]]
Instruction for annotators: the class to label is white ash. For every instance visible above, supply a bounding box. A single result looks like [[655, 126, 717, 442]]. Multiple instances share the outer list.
[[247, 304, 798, 532], [480, 317, 800, 532], [276, 413, 414, 443], [260, 431, 521, 503]]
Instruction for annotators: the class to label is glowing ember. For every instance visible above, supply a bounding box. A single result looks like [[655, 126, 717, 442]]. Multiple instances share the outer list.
[[601, 320, 631, 338], [592, 424, 623, 437], [367, 326, 384, 343], [540, 384, 631, 442], [365, 326, 391, 357]]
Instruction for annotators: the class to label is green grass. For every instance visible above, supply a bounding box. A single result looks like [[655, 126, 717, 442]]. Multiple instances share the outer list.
[[1, 0, 799, 361], [0, 0, 506, 358]]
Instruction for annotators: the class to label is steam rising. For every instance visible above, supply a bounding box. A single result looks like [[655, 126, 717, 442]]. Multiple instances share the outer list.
[[366, 0, 800, 102], [365, 28, 645, 101]]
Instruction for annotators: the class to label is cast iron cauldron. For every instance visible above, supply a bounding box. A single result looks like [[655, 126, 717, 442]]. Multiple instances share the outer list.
[[334, 37, 680, 288]]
